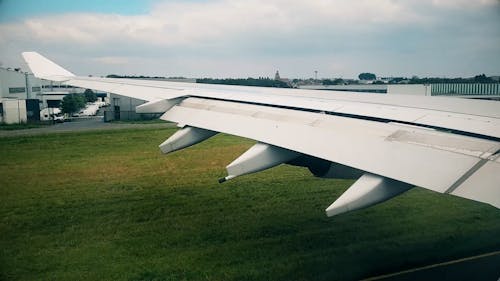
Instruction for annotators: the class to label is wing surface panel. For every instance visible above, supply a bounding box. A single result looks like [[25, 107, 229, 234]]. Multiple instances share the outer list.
[[66, 78, 185, 102], [53, 75, 500, 138], [450, 160, 500, 207], [59, 74, 500, 118]]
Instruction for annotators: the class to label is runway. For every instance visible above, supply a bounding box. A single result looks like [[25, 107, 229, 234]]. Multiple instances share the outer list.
[[0, 117, 175, 137], [363, 250, 500, 281]]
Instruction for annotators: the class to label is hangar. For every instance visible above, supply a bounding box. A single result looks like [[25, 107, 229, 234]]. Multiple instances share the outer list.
[[300, 83, 500, 99], [0, 67, 46, 123], [0, 66, 188, 123], [0, 67, 108, 124]]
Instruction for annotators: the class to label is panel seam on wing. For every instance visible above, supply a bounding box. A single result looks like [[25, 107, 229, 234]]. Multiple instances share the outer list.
[[444, 158, 489, 194]]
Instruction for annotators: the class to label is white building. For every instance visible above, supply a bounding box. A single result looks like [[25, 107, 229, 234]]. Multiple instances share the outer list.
[[0, 67, 49, 123], [0, 67, 109, 123], [300, 83, 499, 99], [106, 94, 148, 121], [105, 78, 195, 121], [387, 84, 432, 96], [0, 67, 45, 99], [0, 99, 27, 124]]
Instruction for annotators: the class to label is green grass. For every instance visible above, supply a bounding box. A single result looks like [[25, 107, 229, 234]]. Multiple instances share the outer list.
[[0, 128, 499, 281]]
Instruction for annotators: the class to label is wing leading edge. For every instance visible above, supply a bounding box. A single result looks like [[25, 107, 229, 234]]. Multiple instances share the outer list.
[[22, 52, 500, 217]]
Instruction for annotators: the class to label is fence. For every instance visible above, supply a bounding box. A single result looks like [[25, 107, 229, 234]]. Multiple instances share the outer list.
[[431, 83, 500, 96]]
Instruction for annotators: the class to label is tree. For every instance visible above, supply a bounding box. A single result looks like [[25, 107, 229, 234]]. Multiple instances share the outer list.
[[322, 78, 345, 85], [358, 73, 376, 80], [333, 78, 344, 85], [61, 94, 85, 115], [473, 74, 494, 83], [196, 78, 290, 88], [389, 77, 406, 84], [322, 79, 335, 85], [83, 89, 97, 102]]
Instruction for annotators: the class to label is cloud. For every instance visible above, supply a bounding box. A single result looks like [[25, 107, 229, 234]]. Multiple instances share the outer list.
[[92, 56, 129, 65], [0, 0, 499, 78], [0, 0, 425, 47], [431, 0, 498, 9]]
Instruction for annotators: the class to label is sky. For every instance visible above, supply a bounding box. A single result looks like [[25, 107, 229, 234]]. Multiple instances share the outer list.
[[0, 0, 499, 79]]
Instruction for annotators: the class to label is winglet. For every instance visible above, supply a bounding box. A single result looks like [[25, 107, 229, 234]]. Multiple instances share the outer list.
[[22, 51, 75, 81]]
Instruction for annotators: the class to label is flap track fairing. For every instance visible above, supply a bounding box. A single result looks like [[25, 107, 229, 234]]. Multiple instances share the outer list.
[[136, 97, 184, 114], [326, 173, 413, 217], [220, 142, 301, 183], [159, 126, 217, 154]]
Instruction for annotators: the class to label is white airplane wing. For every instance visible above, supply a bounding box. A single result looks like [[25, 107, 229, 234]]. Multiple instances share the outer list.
[[22, 52, 500, 217]]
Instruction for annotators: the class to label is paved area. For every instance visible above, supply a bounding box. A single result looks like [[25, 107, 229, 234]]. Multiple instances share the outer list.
[[0, 118, 176, 137], [363, 250, 500, 281]]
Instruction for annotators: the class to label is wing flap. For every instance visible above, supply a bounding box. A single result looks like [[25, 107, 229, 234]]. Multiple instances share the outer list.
[[450, 160, 500, 208]]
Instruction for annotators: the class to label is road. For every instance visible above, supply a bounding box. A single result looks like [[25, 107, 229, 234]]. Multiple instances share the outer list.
[[0, 117, 176, 137], [364, 250, 500, 281]]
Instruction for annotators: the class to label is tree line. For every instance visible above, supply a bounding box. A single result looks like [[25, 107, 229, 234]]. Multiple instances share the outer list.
[[407, 74, 497, 84], [197, 78, 291, 88], [320, 73, 498, 85]]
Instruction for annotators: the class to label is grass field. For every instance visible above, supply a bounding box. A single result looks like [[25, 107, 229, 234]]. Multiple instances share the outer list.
[[1, 127, 499, 281]]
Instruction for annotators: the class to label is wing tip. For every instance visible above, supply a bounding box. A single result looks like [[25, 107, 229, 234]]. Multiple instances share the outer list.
[[22, 51, 75, 80]]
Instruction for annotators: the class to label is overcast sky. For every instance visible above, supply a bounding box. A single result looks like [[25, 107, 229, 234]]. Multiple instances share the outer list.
[[0, 0, 499, 79]]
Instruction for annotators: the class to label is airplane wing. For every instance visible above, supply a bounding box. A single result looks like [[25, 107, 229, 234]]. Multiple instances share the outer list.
[[22, 51, 500, 217]]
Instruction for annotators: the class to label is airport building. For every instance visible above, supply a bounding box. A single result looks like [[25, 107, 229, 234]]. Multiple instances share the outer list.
[[105, 78, 196, 121], [0, 67, 47, 123], [430, 83, 500, 98], [105, 94, 151, 121], [0, 67, 110, 124], [0, 66, 185, 124], [300, 83, 500, 99], [300, 84, 388, 93], [1, 67, 98, 123]]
